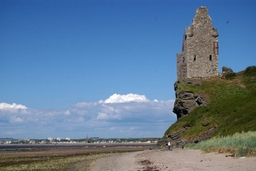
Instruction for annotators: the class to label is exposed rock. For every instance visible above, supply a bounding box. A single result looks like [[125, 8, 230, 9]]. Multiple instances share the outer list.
[[173, 80, 209, 120], [158, 125, 218, 148], [157, 127, 190, 148], [221, 66, 234, 78]]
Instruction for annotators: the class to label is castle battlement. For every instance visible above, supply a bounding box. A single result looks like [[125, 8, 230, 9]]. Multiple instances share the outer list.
[[177, 7, 219, 79]]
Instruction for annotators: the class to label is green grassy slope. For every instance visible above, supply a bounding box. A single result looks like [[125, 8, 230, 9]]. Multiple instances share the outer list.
[[164, 66, 256, 140]]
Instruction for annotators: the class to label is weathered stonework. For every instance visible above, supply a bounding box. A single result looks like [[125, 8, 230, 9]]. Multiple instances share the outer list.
[[177, 6, 219, 79]]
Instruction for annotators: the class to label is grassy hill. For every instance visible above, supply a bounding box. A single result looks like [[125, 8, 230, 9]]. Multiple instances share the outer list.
[[164, 66, 256, 141]]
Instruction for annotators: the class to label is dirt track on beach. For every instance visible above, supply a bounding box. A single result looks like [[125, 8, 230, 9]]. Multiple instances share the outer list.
[[92, 148, 256, 171]]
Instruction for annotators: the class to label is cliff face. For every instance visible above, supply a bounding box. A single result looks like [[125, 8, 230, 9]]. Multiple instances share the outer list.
[[157, 80, 211, 148], [173, 80, 209, 120]]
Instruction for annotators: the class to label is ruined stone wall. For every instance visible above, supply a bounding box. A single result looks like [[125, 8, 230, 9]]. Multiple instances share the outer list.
[[177, 6, 219, 79], [176, 53, 187, 79], [177, 34, 188, 79]]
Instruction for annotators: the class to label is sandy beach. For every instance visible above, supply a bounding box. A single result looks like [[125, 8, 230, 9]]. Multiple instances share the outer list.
[[92, 148, 256, 171]]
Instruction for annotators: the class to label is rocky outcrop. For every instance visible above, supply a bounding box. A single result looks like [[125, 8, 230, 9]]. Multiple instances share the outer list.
[[173, 80, 209, 119], [157, 127, 190, 148], [158, 125, 218, 148], [221, 66, 234, 78]]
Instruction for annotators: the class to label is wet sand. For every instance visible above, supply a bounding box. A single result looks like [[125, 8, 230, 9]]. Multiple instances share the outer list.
[[92, 148, 256, 171]]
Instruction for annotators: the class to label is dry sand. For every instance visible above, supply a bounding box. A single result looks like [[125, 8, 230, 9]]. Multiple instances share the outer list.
[[92, 148, 256, 171]]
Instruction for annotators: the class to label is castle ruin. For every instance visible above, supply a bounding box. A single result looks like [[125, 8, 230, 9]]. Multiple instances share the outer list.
[[177, 6, 219, 79]]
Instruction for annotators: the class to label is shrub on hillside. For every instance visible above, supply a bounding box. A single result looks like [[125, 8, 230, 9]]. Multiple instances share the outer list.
[[243, 66, 256, 93], [244, 66, 256, 76]]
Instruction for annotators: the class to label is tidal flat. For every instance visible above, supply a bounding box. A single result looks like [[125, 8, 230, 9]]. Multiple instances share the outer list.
[[0, 144, 154, 171]]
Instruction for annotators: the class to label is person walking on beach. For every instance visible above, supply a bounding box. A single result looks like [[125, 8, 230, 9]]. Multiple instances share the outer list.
[[168, 141, 171, 150]]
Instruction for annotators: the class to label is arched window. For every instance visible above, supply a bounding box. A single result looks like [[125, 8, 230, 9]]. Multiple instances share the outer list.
[[194, 55, 196, 61], [209, 55, 212, 61]]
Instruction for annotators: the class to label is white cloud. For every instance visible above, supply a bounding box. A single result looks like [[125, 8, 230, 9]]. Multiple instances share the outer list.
[[95, 98, 175, 122], [0, 94, 177, 138], [97, 113, 109, 120], [65, 110, 70, 115], [97, 112, 121, 120], [0, 103, 27, 110], [10, 116, 23, 123], [103, 93, 149, 103]]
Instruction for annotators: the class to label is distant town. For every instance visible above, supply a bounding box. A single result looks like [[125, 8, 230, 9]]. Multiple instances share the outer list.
[[0, 137, 159, 145]]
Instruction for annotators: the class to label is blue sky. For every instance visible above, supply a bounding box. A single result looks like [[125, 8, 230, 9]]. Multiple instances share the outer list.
[[1, 0, 255, 139]]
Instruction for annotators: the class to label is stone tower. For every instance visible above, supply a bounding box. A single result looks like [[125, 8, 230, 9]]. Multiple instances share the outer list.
[[177, 6, 219, 79]]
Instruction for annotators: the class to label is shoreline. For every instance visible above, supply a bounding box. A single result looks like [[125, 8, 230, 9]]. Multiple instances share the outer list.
[[92, 148, 256, 171], [1, 145, 256, 171], [0, 145, 150, 170], [0, 143, 156, 150]]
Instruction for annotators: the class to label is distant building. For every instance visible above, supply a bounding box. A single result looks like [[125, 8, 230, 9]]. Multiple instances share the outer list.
[[29, 140, 36, 144], [177, 6, 219, 79]]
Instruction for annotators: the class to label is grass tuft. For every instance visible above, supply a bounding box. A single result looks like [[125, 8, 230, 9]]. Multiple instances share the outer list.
[[187, 131, 256, 157]]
